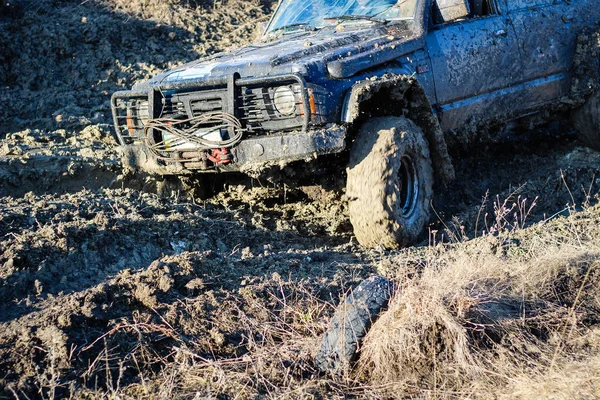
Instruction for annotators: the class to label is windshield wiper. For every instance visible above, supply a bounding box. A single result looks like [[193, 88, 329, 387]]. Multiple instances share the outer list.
[[323, 14, 388, 25], [268, 23, 316, 36]]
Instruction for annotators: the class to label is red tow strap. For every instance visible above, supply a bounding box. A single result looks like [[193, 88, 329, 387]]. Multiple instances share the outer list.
[[207, 147, 232, 164]]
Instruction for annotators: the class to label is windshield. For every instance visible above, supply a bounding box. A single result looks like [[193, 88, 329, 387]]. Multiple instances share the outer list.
[[266, 0, 418, 35]]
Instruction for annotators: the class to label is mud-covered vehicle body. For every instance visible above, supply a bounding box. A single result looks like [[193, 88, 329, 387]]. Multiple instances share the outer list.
[[112, 0, 600, 248]]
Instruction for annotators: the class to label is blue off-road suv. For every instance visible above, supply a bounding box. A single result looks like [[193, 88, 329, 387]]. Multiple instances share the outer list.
[[112, 0, 600, 248]]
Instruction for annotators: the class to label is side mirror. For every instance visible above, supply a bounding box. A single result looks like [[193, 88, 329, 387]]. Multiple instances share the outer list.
[[254, 21, 268, 42], [434, 0, 470, 23], [259, 22, 268, 36]]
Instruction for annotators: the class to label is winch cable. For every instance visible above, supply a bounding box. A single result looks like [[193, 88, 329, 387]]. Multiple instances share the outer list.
[[144, 112, 244, 161]]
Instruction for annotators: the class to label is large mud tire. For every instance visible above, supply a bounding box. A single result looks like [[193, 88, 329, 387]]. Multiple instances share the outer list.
[[346, 116, 434, 249], [316, 275, 394, 375], [572, 90, 600, 151]]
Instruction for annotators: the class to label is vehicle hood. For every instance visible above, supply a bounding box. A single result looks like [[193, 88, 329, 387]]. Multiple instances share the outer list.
[[138, 23, 423, 88]]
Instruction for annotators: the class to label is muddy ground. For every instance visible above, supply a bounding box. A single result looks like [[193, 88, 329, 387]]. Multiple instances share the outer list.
[[1, 0, 600, 398]]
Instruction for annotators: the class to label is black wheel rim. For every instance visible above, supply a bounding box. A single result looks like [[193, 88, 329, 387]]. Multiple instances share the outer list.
[[398, 156, 418, 218]]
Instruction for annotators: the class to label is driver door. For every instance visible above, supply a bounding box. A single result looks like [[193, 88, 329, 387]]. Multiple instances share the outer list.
[[426, 0, 522, 132]]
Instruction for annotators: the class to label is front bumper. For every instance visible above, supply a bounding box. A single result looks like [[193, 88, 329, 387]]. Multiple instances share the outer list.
[[118, 125, 347, 175]]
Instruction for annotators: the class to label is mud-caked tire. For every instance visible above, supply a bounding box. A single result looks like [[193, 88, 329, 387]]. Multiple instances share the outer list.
[[572, 90, 600, 151], [316, 275, 394, 375], [346, 116, 434, 249]]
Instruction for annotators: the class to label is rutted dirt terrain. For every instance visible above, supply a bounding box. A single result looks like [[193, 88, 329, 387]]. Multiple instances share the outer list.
[[1, 0, 600, 398]]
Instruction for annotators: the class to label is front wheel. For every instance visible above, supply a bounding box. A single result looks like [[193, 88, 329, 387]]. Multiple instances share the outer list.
[[346, 117, 434, 249]]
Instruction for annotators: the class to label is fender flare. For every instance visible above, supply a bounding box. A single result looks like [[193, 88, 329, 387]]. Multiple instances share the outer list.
[[341, 74, 455, 184]]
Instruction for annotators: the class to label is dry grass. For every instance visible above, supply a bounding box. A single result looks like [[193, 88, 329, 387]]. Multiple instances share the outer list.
[[357, 203, 600, 399]]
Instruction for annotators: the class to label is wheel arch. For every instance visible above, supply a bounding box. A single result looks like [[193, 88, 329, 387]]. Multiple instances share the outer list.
[[341, 74, 455, 184]]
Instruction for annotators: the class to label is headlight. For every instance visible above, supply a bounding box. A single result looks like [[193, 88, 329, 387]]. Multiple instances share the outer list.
[[272, 86, 297, 116]]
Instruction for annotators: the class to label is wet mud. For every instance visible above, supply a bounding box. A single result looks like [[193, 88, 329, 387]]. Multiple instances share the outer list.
[[1, 0, 600, 398]]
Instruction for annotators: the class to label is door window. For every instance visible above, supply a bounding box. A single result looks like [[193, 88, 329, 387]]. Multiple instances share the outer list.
[[432, 0, 501, 25]]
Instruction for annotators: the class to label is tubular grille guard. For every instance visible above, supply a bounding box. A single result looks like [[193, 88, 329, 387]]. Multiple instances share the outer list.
[[111, 74, 318, 147], [111, 90, 148, 146], [144, 112, 244, 161], [156, 73, 312, 131]]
